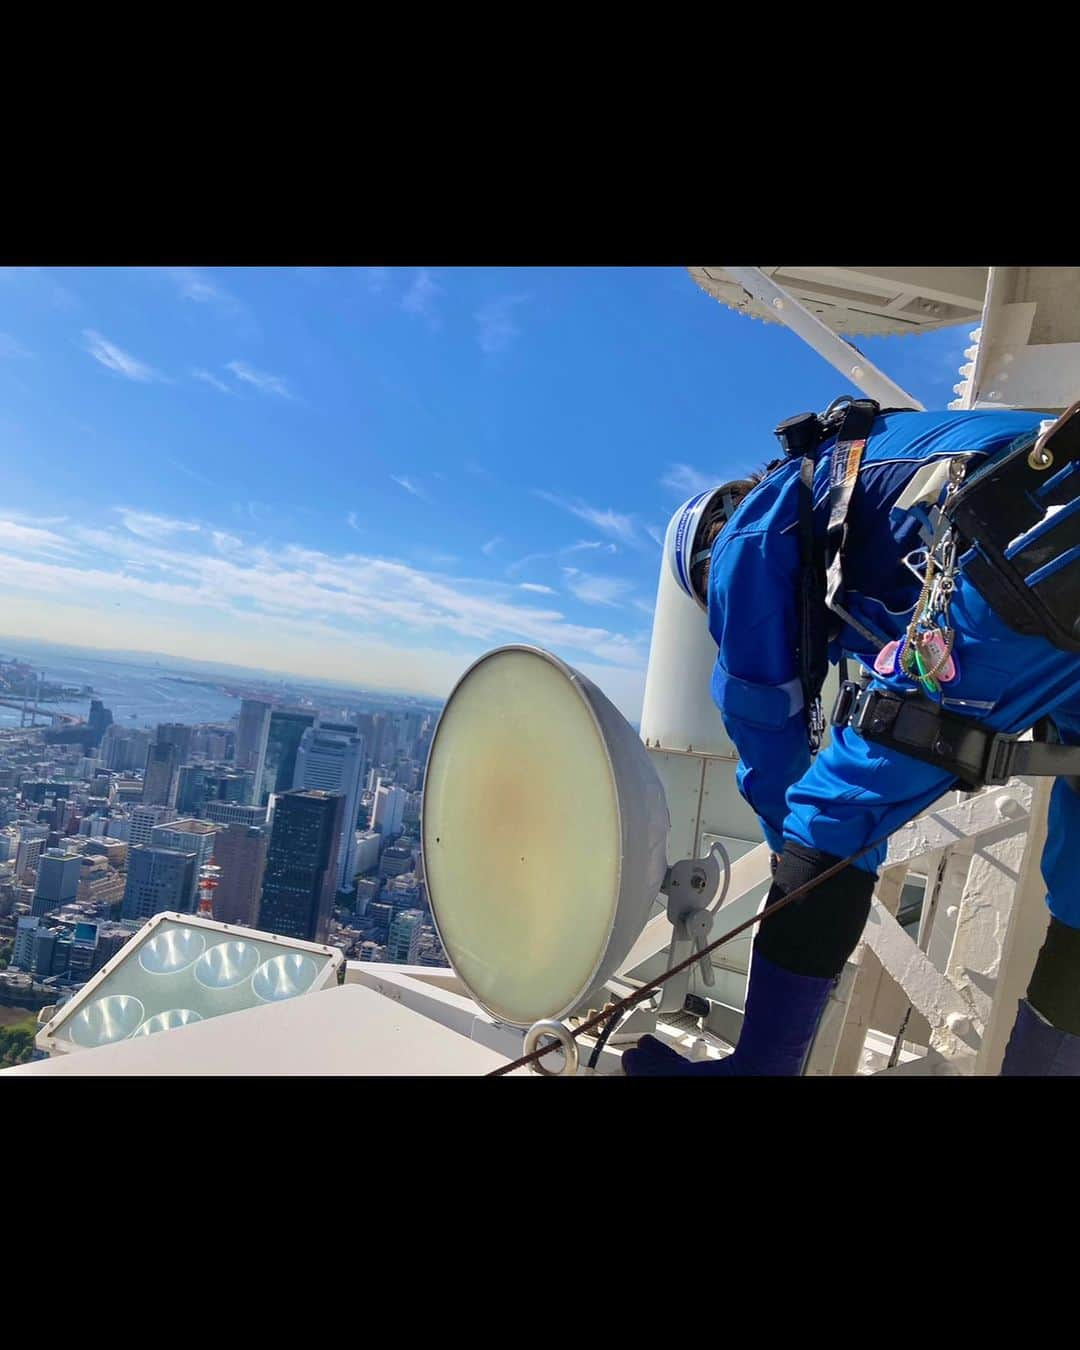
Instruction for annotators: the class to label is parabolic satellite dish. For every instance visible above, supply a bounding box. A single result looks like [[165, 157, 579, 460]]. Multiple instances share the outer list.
[[422, 646, 670, 1029]]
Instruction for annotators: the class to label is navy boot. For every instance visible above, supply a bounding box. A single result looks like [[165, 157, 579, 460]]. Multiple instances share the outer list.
[[1000, 999, 1080, 1076], [622, 953, 835, 1076]]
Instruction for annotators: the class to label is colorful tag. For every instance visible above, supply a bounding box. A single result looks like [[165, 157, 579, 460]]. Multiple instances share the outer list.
[[916, 628, 957, 684], [874, 640, 900, 676]]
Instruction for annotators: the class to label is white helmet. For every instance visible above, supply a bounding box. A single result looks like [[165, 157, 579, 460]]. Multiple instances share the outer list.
[[666, 484, 743, 612]]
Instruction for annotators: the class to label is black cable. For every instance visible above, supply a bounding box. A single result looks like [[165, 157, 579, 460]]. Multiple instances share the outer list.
[[586, 1004, 632, 1071]]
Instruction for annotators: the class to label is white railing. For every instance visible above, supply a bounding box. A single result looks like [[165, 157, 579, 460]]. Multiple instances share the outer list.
[[751, 779, 1049, 1076]]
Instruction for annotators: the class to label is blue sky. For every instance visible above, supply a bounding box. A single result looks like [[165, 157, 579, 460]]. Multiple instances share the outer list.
[[0, 266, 969, 718]]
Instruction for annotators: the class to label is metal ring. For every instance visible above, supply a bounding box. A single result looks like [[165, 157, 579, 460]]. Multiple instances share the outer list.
[[523, 1020, 580, 1077], [1028, 445, 1054, 471]]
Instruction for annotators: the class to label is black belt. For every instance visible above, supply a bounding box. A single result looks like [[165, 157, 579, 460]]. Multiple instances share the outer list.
[[831, 681, 1080, 792]]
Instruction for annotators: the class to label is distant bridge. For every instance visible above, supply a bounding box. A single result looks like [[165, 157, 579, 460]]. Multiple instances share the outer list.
[[0, 699, 83, 727]]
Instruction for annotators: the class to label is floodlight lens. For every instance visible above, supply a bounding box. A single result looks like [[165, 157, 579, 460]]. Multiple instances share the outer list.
[[139, 928, 206, 975], [69, 994, 145, 1048], [252, 953, 318, 1002], [423, 648, 628, 1026], [134, 1009, 204, 1036], [194, 941, 261, 990]]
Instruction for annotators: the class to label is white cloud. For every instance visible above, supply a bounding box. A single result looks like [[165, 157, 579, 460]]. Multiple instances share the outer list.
[[346, 511, 361, 531], [116, 509, 202, 541], [401, 269, 443, 327], [168, 269, 235, 307], [481, 535, 504, 557], [391, 475, 429, 501], [561, 568, 635, 607], [520, 582, 556, 595], [3, 511, 649, 676], [534, 490, 640, 547], [83, 330, 162, 382], [0, 520, 76, 555], [226, 360, 293, 399], [0, 332, 31, 359], [645, 522, 665, 547], [661, 463, 720, 497], [192, 368, 233, 394], [475, 294, 531, 354]]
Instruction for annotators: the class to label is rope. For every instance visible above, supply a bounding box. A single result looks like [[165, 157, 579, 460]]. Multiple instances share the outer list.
[[487, 834, 892, 1077]]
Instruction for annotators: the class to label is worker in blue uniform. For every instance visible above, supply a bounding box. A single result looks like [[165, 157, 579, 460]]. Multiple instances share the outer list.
[[624, 399, 1080, 1076]]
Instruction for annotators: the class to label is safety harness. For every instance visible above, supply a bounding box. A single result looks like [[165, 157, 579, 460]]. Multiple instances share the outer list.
[[827, 398, 1080, 791], [831, 680, 1080, 792], [773, 396, 885, 752]]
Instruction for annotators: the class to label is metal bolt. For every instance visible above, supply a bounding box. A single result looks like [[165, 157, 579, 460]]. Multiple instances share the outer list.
[[996, 795, 1025, 821]]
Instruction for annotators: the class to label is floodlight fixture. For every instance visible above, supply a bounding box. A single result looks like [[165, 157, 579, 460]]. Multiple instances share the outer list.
[[424, 645, 690, 1031], [37, 913, 343, 1057]]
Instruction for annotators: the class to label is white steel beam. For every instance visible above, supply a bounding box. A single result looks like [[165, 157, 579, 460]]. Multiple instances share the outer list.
[[718, 266, 925, 410]]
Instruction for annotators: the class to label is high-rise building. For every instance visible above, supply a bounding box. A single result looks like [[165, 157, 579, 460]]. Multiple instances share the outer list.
[[364, 900, 393, 943], [69, 922, 99, 982], [202, 800, 267, 827], [14, 825, 49, 881], [87, 699, 113, 746], [257, 789, 344, 944], [92, 924, 136, 974], [142, 742, 179, 806], [379, 843, 414, 879], [0, 826, 18, 862], [203, 770, 253, 806], [212, 824, 268, 927], [371, 779, 407, 838], [12, 915, 41, 969], [236, 699, 272, 802], [31, 924, 59, 977], [352, 830, 382, 877], [175, 764, 208, 816], [127, 804, 177, 847], [149, 820, 219, 909], [100, 725, 152, 773], [121, 846, 197, 924], [368, 714, 389, 769], [31, 848, 82, 918], [156, 723, 193, 762], [293, 727, 364, 892], [261, 709, 317, 805], [75, 856, 125, 909], [386, 909, 424, 964]]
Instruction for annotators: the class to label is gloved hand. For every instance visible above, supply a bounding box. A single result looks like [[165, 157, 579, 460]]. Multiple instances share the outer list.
[[622, 1034, 702, 1076]]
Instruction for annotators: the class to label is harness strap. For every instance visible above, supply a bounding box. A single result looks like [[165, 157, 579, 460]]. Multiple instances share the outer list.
[[824, 400, 888, 648], [796, 455, 827, 752], [831, 681, 1080, 791]]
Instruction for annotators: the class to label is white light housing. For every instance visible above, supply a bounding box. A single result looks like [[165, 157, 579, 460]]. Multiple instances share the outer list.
[[37, 913, 343, 1057], [422, 646, 669, 1028]]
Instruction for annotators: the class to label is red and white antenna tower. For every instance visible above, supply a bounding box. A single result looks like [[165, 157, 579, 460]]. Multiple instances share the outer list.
[[197, 859, 221, 919]]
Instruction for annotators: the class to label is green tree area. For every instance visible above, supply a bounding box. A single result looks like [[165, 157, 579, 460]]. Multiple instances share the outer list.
[[0, 1014, 37, 1068], [0, 938, 12, 971]]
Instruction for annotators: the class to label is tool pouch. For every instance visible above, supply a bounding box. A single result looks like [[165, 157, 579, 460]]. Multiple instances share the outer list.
[[946, 400, 1080, 652]]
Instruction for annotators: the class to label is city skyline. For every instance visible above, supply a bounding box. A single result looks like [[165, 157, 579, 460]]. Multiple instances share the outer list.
[[0, 266, 969, 720]]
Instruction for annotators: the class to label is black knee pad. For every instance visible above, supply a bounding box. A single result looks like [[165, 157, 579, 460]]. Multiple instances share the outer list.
[[754, 842, 876, 980], [1027, 916, 1080, 1036]]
